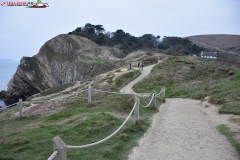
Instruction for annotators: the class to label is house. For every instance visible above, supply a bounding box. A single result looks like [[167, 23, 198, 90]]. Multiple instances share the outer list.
[[200, 51, 217, 59]]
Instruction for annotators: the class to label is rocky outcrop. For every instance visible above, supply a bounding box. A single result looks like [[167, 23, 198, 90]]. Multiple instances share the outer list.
[[5, 34, 124, 102], [0, 90, 6, 98]]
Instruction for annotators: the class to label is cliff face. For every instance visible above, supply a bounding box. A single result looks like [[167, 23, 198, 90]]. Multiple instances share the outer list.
[[5, 34, 123, 102]]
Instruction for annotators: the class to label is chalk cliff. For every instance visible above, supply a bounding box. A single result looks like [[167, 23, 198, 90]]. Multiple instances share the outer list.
[[5, 34, 123, 102]]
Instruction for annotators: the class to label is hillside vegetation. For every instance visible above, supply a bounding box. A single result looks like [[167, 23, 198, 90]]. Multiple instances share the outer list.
[[68, 23, 205, 56], [0, 69, 162, 160], [133, 56, 240, 115], [188, 34, 240, 54]]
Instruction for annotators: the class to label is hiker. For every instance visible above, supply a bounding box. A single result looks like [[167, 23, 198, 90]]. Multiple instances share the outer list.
[[138, 62, 140, 69], [129, 62, 132, 70], [141, 63, 143, 71]]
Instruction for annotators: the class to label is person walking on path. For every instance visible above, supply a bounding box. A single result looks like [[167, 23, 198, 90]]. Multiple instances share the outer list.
[[138, 62, 140, 70], [129, 62, 132, 70], [141, 63, 143, 71]]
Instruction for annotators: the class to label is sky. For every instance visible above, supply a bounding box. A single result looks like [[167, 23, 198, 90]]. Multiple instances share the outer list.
[[0, 0, 240, 61]]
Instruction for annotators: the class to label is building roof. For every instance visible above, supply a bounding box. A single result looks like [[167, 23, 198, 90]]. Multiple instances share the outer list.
[[201, 52, 217, 57]]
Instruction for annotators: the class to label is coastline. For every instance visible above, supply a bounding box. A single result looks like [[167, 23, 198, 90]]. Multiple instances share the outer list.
[[0, 59, 19, 109], [0, 98, 18, 109]]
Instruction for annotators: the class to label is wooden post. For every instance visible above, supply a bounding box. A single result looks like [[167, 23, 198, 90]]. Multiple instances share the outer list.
[[88, 85, 91, 103], [163, 88, 166, 97], [134, 96, 139, 124], [160, 90, 163, 101], [19, 99, 23, 118], [53, 136, 67, 160], [153, 91, 156, 108]]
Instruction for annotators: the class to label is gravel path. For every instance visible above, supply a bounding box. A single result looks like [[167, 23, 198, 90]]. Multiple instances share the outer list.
[[120, 63, 159, 94], [128, 98, 239, 160]]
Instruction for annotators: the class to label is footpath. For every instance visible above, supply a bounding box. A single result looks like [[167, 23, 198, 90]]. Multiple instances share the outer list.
[[120, 63, 158, 95], [124, 63, 239, 160]]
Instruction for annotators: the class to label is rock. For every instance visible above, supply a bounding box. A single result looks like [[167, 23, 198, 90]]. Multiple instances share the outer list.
[[203, 96, 210, 102], [190, 65, 196, 69], [4, 34, 124, 102], [209, 69, 215, 72], [229, 71, 235, 76], [0, 90, 6, 98]]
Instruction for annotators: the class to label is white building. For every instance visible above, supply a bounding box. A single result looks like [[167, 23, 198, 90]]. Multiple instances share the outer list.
[[200, 51, 217, 59]]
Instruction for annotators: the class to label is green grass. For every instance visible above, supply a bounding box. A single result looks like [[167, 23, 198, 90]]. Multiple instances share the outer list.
[[217, 124, 240, 155], [40, 82, 75, 96], [0, 92, 162, 160], [133, 56, 240, 115], [0, 58, 164, 159], [115, 70, 141, 90]]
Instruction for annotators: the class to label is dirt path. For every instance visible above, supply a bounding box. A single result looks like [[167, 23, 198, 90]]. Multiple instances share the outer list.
[[128, 98, 239, 160], [120, 62, 160, 94]]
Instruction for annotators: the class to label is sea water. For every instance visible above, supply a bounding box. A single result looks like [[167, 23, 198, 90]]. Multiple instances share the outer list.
[[0, 60, 19, 108]]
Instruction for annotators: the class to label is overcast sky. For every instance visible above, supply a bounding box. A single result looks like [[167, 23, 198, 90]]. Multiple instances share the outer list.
[[0, 0, 240, 61]]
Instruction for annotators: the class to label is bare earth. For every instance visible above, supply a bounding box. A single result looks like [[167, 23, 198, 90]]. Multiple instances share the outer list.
[[128, 98, 239, 160]]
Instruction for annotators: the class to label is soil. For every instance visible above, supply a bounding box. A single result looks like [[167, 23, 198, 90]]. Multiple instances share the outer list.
[[128, 98, 240, 160]]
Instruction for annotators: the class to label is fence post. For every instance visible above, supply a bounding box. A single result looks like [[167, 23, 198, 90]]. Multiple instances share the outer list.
[[153, 91, 156, 108], [163, 88, 166, 97], [88, 85, 91, 103], [134, 96, 139, 124], [19, 99, 23, 118], [53, 136, 67, 160], [160, 90, 163, 101]]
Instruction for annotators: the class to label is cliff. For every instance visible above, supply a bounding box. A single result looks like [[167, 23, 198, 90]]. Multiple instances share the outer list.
[[4, 34, 124, 102]]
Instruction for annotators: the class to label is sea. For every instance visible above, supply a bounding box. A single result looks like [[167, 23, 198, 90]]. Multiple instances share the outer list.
[[0, 59, 19, 109]]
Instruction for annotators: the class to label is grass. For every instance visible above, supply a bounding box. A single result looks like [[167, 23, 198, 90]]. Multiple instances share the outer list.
[[0, 90, 163, 160], [40, 82, 75, 96], [217, 124, 240, 155], [0, 60, 164, 159], [115, 70, 141, 90], [133, 56, 240, 115]]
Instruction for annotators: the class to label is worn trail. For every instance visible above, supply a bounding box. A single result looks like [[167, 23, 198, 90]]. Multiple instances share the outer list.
[[120, 62, 239, 159], [128, 98, 239, 160], [120, 63, 159, 94]]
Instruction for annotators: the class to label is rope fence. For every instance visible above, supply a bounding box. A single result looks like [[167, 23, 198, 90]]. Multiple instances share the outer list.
[[6, 102, 18, 108], [67, 101, 138, 149], [138, 93, 155, 108], [47, 85, 166, 160], [2, 84, 165, 160], [47, 150, 59, 160]]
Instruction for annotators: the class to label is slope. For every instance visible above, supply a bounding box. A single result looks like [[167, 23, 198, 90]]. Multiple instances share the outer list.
[[188, 34, 240, 54]]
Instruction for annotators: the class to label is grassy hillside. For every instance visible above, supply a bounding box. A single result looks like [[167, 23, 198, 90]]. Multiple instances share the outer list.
[[0, 70, 162, 160], [115, 70, 141, 90], [188, 34, 240, 54], [133, 56, 240, 115]]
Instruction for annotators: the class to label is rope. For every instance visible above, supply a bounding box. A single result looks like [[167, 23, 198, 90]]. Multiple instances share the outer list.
[[138, 93, 155, 108], [47, 150, 59, 160], [91, 89, 151, 96], [156, 90, 163, 96], [76, 89, 88, 94], [6, 102, 18, 108], [91, 89, 124, 94], [67, 101, 138, 149]]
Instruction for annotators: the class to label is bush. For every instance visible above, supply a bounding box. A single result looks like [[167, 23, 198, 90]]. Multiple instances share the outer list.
[[143, 56, 159, 64]]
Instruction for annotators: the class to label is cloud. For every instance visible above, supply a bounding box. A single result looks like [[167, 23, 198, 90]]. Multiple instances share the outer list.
[[0, 0, 239, 61]]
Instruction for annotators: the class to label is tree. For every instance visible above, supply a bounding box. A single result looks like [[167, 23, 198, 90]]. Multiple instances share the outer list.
[[95, 33, 106, 45], [75, 27, 82, 32], [95, 25, 105, 34], [158, 43, 167, 50], [84, 23, 96, 36]]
